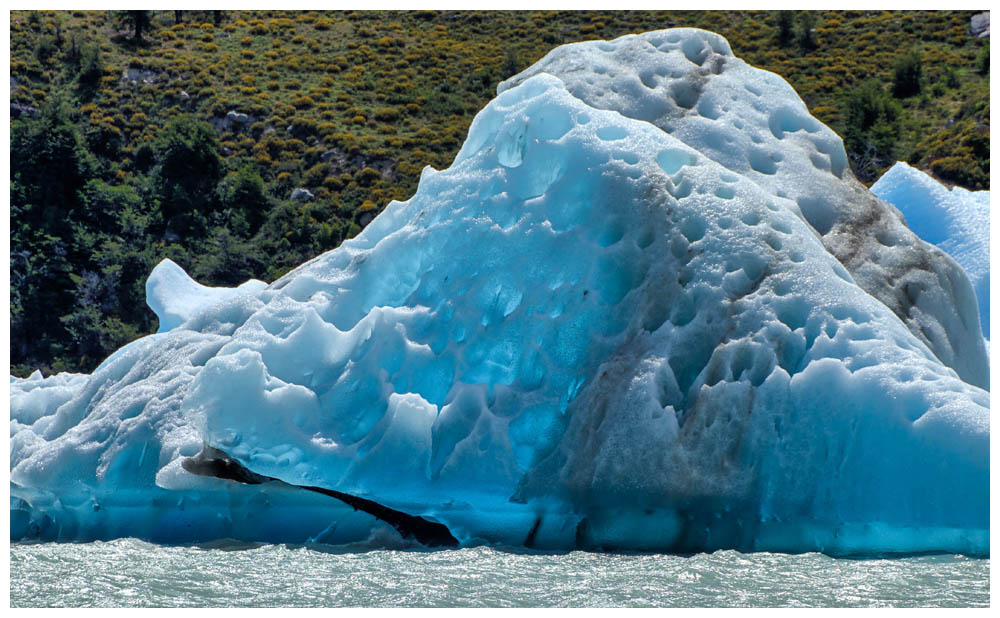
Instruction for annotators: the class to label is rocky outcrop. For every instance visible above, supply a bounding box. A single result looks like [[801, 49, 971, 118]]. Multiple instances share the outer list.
[[971, 12, 990, 38]]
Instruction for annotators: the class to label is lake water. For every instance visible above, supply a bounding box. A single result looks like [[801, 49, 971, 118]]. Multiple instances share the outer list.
[[9, 540, 989, 607]]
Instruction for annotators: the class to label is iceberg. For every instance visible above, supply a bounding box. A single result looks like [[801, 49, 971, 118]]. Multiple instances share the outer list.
[[871, 161, 990, 339], [10, 29, 989, 556]]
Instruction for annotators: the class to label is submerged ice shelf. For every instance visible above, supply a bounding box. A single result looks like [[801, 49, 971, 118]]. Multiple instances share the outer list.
[[10, 29, 989, 556]]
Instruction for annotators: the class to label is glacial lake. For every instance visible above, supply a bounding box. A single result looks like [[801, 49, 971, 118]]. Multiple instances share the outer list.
[[10, 540, 989, 607]]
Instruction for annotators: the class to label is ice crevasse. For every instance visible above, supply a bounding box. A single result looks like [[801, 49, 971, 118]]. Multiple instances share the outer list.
[[10, 29, 989, 556]]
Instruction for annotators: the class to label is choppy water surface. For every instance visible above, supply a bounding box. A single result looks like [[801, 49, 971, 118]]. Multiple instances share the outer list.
[[10, 540, 988, 607]]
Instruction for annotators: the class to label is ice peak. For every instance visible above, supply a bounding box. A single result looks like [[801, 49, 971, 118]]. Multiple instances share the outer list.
[[146, 258, 267, 333]]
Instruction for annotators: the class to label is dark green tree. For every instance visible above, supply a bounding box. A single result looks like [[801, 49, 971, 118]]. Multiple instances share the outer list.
[[797, 12, 817, 52], [59, 267, 144, 368], [76, 43, 104, 97], [502, 49, 521, 79], [10, 97, 95, 236], [775, 11, 795, 48], [217, 162, 272, 235], [116, 10, 152, 42], [153, 115, 223, 236], [892, 48, 923, 98], [10, 97, 98, 373], [942, 66, 960, 90], [192, 226, 263, 286]]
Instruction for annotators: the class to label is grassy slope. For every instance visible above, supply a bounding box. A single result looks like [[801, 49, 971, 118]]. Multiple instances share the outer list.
[[8, 10, 991, 375], [11, 10, 990, 190]]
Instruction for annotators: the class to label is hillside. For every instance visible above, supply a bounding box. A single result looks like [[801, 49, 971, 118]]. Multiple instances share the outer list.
[[9, 10, 991, 376]]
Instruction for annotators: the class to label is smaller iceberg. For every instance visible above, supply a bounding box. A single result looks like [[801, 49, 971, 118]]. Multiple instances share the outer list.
[[871, 162, 990, 338]]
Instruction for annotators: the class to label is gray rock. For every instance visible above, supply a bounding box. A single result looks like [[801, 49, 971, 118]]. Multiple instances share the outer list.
[[290, 188, 315, 202], [122, 68, 159, 84], [11, 103, 39, 119], [212, 110, 256, 133], [320, 149, 338, 162], [971, 12, 990, 38]]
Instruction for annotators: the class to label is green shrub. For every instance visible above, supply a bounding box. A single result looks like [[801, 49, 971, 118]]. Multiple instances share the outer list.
[[34, 36, 57, 63], [355, 167, 381, 186], [373, 106, 399, 122], [931, 156, 988, 188], [942, 66, 960, 89], [303, 162, 328, 186]]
